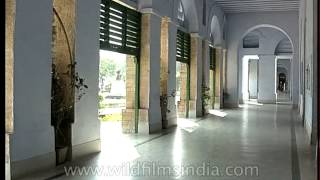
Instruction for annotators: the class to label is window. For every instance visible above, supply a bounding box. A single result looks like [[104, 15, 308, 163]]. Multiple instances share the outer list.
[[176, 29, 191, 64], [275, 38, 293, 55], [100, 0, 141, 56], [243, 33, 259, 48]]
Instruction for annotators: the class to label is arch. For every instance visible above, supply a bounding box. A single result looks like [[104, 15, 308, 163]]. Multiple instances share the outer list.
[[206, 4, 225, 45], [243, 31, 260, 48], [238, 24, 295, 104], [240, 24, 294, 54], [209, 16, 222, 46], [177, 0, 186, 27], [275, 38, 293, 55], [179, 0, 199, 32]]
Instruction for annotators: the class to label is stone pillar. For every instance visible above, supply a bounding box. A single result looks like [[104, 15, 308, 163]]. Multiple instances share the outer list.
[[202, 40, 210, 89], [6, 0, 16, 179], [189, 33, 203, 118], [139, 12, 162, 133], [160, 17, 177, 128], [214, 47, 223, 109], [222, 49, 227, 108], [122, 56, 136, 133], [202, 40, 210, 114], [209, 69, 215, 109], [258, 55, 276, 103]]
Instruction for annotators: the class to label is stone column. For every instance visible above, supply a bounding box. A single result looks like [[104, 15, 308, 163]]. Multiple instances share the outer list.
[[160, 17, 177, 128], [202, 40, 210, 114], [209, 69, 215, 109], [214, 47, 223, 109], [222, 49, 227, 108], [258, 55, 276, 103], [122, 56, 136, 133], [6, 0, 16, 179], [189, 33, 203, 118], [139, 12, 162, 133]]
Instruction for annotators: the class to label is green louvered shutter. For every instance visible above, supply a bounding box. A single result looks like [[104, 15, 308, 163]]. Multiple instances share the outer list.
[[209, 46, 216, 70], [176, 29, 191, 64], [100, 0, 141, 56]]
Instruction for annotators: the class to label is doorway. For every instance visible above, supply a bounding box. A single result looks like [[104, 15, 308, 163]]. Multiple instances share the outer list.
[[99, 50, 127, 136], [242, 55, 259, 102], [98, 50, 140, 163], [176, 61, 189, 118], [276, 59, 291, 102], [209, 46, 216, 109], [248, 59, 259, 100], [209, 68, 215, 109]]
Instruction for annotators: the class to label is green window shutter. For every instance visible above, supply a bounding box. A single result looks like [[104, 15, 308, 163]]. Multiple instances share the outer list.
[[209, 46, 216, 70], [176, 29, 191, 64], [100, 0, 141, 56]]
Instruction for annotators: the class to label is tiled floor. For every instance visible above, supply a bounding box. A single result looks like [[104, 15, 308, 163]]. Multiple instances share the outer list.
[[21, 104, 316, 180]]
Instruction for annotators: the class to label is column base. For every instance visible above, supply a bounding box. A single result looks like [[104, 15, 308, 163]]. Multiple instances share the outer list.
[[214, 96, 222, 109], [189, 100, 197, 118], [122, 109, 136, 134], [6, 133, 11, 180]]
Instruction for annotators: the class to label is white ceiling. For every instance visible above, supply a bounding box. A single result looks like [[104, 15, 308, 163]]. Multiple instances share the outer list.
[[213, 0, 300, 13]]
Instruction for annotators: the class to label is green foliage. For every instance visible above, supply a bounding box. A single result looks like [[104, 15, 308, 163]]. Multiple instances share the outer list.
[[100, 113, 122, 122], [98, 94, 106, 109], [99, 58, 117, 78], [51, 62, 88, 125]]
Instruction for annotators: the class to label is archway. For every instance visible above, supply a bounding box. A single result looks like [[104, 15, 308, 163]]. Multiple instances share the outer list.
[[180, 0, 199, 33], [206, 15, 224, 110], [238, 25, 294, 104], [209, 16, 222, 47]]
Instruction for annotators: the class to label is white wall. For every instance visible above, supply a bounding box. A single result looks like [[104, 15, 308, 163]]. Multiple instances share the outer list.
[[148, 13, 162, 132], [11, 0, 102, 164], [226, 11, 299, 108], [73, 0, 101, 146], [11, 0, 54, 162], [299, 0, 318, 144], [166, 21, 178, 126]]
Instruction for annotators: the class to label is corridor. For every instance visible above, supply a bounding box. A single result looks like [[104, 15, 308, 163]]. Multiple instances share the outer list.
[[24, 104, 315, 180], [5, 0, 318, 179]]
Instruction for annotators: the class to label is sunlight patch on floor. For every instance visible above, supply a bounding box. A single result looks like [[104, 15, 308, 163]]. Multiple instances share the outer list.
[[245, 100, 263, 106], [99, 122, 140, 165], [177, 118, 199, 133], [208, 109, 228, 117]]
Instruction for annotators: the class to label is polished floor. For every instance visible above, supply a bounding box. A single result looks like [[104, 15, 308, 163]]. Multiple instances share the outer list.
[[23, 104, 316, 180]]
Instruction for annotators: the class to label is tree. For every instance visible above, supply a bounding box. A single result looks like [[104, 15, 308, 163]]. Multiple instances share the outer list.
[[99, 58, 117, 78]]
